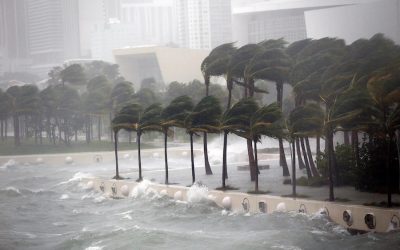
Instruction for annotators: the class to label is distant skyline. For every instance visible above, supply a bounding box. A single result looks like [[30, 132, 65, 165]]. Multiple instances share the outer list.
[[1, 0, 399, 79]]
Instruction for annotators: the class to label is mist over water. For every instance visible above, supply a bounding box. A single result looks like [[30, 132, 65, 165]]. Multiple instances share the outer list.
[[1, 155, 399, 250]]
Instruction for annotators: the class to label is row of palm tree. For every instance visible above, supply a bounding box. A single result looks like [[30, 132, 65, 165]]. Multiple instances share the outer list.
[[112, 94, 283, 193], [197, 33, 400, 206]]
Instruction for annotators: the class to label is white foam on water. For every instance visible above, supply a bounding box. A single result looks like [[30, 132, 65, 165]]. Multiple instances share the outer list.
[[271, 245, 302, 250], [0, 159, 17, 170], [60, 194, 69, 200], [11, 230, 37, 239], [187, 182, 209, 203], [94, 196, 106, 203], [52, 222, 67, 227], [58, 172, 93, 185], [4, 186, 21, 194], [85, 246, 104, 250], [130, 179, 158, 199], [123, 214, 132, 220]]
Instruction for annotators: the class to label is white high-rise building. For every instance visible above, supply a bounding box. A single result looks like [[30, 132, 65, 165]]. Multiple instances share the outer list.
[[90, 0, 178, 62], [0, 0, 30, 75], [26, 0, 81, 76], [175, 0, 232, 49]]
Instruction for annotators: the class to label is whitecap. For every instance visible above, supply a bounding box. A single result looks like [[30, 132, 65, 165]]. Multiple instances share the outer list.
[[187, 182, 209, 203], [0, 159, 17, 170], [53, 222, 67, 227], [85, 246, 104, 250], [1, 186, 22, 197], [57, 172, 93, 186], [60, 194, 69, 200], [123, 214, 132, 220], [130, 179, 158, 198], [94, 196, 106, 203]]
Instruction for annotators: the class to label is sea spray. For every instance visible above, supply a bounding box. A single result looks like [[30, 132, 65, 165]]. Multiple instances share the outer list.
[[130, 179, 158, 199], [186, 182, 209, 203]]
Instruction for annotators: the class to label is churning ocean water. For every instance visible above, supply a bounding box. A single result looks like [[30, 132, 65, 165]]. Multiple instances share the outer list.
[[0, 158, 399, 250]]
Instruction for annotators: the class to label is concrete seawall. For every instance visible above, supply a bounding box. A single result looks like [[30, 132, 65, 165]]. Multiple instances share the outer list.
[[86, 178, 400, 234]]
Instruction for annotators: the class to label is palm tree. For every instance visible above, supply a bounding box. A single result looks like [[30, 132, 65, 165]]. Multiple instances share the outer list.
[[201, 42, 237, 175], [331, 62, 400, 207], [227, 44, 264, 181], [60, 64, 86, 87], [85, 75, 112, 142], [138, 103, 163, 181], [111, 103, 142, 180], [160, 96, 194, 184], [185, 96, 222, 184], [110, 81, 135, 141], [288, 103, 325, 197], [220, 98, 259, 189], [248, 103, 284, 193], [244, 45, 292, 177]]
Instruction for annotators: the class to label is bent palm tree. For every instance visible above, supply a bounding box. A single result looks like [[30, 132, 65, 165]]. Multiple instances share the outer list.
[[111, 103, 142, 180], [138, 103, 163, 181], [288, 103, 324, 197], [245, 46, 292, 177], [161, 96, 194, 184], [185, 96, 222, 184], [220, 98, 259, 189], [248, 103, 284, 193], [227, 44, 264, 181], [201, 42, 237, 175]]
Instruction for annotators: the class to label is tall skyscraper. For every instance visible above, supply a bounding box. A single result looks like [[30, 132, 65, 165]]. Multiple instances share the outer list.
[[26, 0, 81, 76], [90, 0, 178, 62], [0, 0, 30, 75], [175, 0, 232, 50]]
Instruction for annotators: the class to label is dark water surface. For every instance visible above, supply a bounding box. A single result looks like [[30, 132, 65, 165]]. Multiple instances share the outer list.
[[0, 159, 399, 250]]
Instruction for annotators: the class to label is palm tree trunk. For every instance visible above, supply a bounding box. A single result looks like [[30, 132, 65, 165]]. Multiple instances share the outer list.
[[164, 131, 169, 184], [203, 132, 213, 175], [306, 137, 319, 177], [295, 138, 305, 169], [222, 130, 228, 188], [109, 112, 113, 142], [190, 133, 195, 184], [344, 131, 350, 145], [13, 115, 20, 146], [276, 81, 290, 177], [5, 117, 8, 140], [386, 133, 393, 207], [326, 128, 335, 201], [98, 115, 101, 141], [114, 131, 120, 179], [202, 80, 214, 176], [352, 131, 360, 167], [292, 140, 296, 197], [300, 137, 312, 178], [316, 135, 321, 157], [248, 138, 256, 181], [1, 119, 3, 141], [396, 130, 400, 193], [253, 139, 259, 193], [137, 131, 142, 181]]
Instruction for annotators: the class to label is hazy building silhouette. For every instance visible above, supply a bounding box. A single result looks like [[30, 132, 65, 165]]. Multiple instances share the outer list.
[[305, 0, 400, 44], [26, 0, 81, 76], [175, 0, 232, 49], [0, 0, 30, 75]]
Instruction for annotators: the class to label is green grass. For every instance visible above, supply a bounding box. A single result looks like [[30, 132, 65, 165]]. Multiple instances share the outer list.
[[0, 137, 159, 156]]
